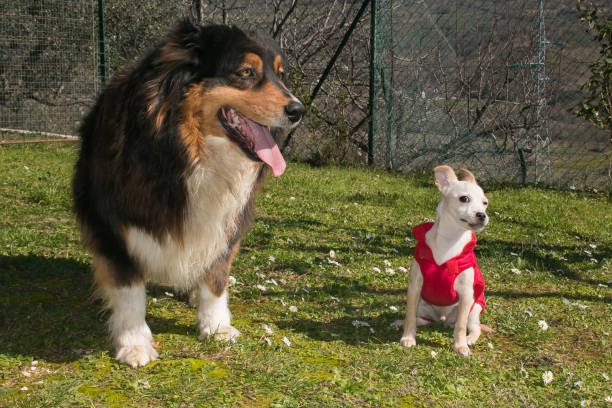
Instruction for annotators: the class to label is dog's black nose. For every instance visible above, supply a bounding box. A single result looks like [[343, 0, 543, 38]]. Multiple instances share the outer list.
[[285, 101, 305, 123], [476, 212, 487, 221]]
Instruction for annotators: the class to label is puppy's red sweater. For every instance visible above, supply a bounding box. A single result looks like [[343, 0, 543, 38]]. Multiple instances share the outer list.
[[413, 222, 486, 312]]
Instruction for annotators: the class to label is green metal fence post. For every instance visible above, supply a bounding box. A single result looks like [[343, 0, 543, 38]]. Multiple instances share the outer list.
[[368, 0, 376, 166], [97, 0, 107, 86]]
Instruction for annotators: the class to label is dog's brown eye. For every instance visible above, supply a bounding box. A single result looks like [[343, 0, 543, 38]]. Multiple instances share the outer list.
[[278, 70, 285, 80], [459, 196, 470, 203], [483, 201, 488, 206], [238, 68, 255, 78]]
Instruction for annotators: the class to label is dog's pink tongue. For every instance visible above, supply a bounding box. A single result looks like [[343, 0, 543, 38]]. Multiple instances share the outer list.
[[241, 117, 286, 177]]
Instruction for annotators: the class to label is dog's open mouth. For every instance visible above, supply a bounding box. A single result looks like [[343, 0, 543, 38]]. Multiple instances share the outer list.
[[218, 107, 286, 177]]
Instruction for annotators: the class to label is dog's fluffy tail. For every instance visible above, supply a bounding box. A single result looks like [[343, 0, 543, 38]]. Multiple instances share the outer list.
[[480, 324, 494, 334]]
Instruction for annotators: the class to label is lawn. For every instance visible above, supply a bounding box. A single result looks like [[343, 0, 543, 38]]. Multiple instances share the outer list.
[[0, 143, 610, 407]]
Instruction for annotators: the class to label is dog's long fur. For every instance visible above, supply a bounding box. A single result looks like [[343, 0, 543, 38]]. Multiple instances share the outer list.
[[73, 21, 304, 367]]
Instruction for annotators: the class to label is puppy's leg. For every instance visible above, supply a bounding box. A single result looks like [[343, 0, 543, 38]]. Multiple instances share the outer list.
[[466, 303, 482, 346], [94, 256, 157, 368], [197, 246, 240, 341], [452, 268, 475, 357], [400, 261, 423, 347]]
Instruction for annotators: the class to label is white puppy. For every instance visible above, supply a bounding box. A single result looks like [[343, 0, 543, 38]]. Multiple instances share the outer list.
[[399, 165, 490, 356]]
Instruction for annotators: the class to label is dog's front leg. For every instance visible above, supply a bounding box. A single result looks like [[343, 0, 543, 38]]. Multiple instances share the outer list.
[[453, 268, 475, 356], [197, 245, 241, 342], [400, 261, 423, 347], [93, 256, 158, 368]]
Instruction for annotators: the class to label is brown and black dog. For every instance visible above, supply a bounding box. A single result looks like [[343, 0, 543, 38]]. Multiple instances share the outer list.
[[73, 21, 304, 367]]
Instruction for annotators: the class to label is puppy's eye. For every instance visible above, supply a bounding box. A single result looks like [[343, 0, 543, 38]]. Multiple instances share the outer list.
[[278, 69, 285, 80], [483, 201, 488, 206], [459, 196, 470, 203], [238, 68, 255, 78]]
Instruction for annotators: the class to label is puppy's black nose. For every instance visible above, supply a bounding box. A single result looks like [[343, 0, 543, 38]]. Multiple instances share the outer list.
[[285, 101, 305, 123], [476, 212, 487, 221]]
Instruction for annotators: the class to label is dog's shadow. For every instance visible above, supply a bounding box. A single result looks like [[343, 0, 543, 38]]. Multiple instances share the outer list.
[[0, 255, 192, 363]]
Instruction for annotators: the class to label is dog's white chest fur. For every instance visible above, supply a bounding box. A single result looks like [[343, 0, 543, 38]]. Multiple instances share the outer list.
[[125, 136, 261, 291]]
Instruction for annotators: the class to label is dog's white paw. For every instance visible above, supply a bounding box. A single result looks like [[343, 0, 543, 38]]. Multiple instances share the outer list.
[[400, 336, 417, 348], [466, 331, 481, 346], [116, 344, 158, 368], [453, 343, 471, 357], [199, 325, 241, 342]]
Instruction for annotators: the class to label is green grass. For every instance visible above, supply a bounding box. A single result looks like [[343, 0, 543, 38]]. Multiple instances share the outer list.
[[1, 143, 610, 407]]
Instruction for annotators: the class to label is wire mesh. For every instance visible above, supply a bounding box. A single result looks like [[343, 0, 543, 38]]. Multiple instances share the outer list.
[[372, 0, 611, 189], [0, 0, 98, 142]]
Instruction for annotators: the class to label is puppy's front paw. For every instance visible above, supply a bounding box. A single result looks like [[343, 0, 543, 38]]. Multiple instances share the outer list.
[[453, 343, 470, 357], [116, 344, 158, 368], [400, 336, 417, 348], [199, 325, 241, 342]]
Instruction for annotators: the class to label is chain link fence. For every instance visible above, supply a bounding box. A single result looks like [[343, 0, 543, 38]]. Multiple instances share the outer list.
[[0, 0, 99, 142], [372, 0, 611, 189], [1, 0, 610, 190]]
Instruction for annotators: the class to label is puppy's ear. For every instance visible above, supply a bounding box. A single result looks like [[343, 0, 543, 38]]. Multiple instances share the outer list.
[[434, 165, 457, 192], [458, 168, 477, 184]]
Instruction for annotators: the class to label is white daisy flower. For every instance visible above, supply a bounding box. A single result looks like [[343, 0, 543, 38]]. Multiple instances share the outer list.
[[389, 305, 398, 312], [487, 342, 494, 349], [137, 380, 151, 390], [386, 268, 395, 275], [256, 284, 267, 292], [369, 327, 375, 334], [538, 320, 549, 331], [164, 291, 174, 297], [384, 259, 392, 266], [372, 267, 381, 273], [281, 336, 291, 346], [262, 324, 273, 334], [511, 268, 521, 274], [20, 386, 28, 391], [604, 396, 611, 403], [589, 244, 597, 249], [268, 255, 275, 262], [573, 381, 583, 388], [430, 350, 438, 359], [352, 320, 360, 327], [329, 250, 336, 258], [398, 266, 408, 273], [581, 400, 591, 407], [289, 305, 298, 312], [152, 298, 158, 303], [264, 337, 272, 346], [542, 370, 553, 384], [228, 276, 237, 285], [289, 196, 295, 200], [602, 373, 609, 381]]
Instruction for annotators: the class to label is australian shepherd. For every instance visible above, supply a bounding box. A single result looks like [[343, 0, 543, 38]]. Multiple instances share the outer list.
[[73, 21, 305, 367]]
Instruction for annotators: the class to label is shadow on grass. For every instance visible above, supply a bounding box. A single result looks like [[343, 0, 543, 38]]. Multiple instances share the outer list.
[[0, 255, 196, 363]]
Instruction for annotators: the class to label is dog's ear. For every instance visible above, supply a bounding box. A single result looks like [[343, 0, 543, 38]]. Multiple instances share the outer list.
[[458, 168, 477, 184], [434, 165, 457, 192]]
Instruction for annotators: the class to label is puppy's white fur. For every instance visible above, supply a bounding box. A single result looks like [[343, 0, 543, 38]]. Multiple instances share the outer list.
[[400, 166, 489, 356]]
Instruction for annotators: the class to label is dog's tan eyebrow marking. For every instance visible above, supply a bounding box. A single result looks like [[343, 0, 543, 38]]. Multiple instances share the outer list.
[[273, 55, 283, 74], [241, 53, 263, 73]]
